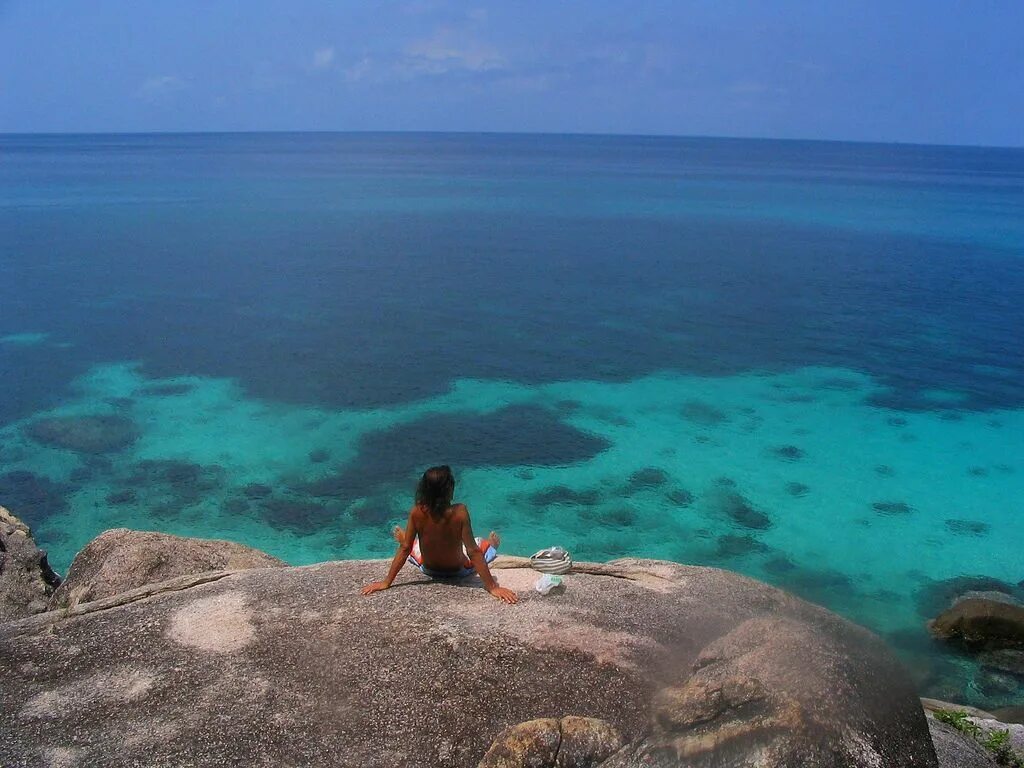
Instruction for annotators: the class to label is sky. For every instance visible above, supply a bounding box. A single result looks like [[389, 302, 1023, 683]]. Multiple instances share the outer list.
[[1, 1, 1022, 146]]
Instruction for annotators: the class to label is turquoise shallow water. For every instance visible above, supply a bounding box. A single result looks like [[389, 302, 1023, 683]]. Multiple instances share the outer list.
[[1, 133, 1023, 707]]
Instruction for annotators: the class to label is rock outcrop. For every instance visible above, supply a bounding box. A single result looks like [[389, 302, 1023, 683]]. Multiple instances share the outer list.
[[930, 596, 1024, 648], [927, 719, 998, 768], [0, 541, 937, 767], [0, 505, 61, 622], [48, 528, 286, 610]]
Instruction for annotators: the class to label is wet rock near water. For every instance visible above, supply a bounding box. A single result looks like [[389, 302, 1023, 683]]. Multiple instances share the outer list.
[[930, 597, 1024, 649], [25, 414, 139, 454], [0, 506, 62, 622]]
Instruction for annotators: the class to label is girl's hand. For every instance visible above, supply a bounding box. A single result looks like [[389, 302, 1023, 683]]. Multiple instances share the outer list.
[[487, 586, 518, 604], [361, 581, 390, 596]]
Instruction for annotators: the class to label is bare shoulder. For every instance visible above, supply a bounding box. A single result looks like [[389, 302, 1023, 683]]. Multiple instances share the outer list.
[[450, 502, 470, 520]]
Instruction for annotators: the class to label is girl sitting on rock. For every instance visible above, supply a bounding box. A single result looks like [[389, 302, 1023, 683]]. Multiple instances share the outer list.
[[360, 465, 518, 604]]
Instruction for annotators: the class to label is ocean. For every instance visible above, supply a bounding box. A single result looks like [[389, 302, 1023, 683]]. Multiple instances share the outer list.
[[1, 132, 1022, 707]]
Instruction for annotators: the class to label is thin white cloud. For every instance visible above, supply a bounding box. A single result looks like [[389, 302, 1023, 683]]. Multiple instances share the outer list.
[[401, 30, 505, 76], [311, 47, 336, 71], [135, 75, 185, 101]]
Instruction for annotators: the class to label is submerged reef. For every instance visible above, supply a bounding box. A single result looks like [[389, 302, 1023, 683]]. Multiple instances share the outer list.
[[706, 488, 772, 530], [25, 414, 139, 454]]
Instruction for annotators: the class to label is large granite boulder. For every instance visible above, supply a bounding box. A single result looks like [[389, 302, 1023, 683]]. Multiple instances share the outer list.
[[0, 505, 61, 622], [0, 552, 937, 767], [48, 528, 286, 610]]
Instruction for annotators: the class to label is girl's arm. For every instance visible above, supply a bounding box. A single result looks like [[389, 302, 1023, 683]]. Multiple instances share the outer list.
[[360, 509, 416, 595], [460, 507, 517, 604]]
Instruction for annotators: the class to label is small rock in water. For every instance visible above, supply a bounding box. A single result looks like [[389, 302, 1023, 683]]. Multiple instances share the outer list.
[[886, 416, 908, 427], [710, 489, 772, 530], [967, 466, 988, 477], [308, 449, 330, 464], [770, 445, 805, 461], [625, 467, 669, 492], [665, 488, 694, 507], [874, 465, 896, 477], [243, 483, 273, 499], [716, 534, 769, 558], [871, 501, 914, 515], [105, 489, 136, 505], [945, 519, 990, 537], [785, 482, 810, 497], [680, 400, 729, 426]]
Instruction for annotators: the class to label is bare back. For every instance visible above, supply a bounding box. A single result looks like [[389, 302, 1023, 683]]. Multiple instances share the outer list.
[[411, 502, 471, 572]]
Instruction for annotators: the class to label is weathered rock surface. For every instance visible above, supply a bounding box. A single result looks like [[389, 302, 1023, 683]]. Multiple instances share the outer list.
[[1, 549, 937, 767], [0, 505, 61, 622], [48, 528, 285, 610], [479, 716, 624, 768], [930, 597, 1024, 648], [926, 719, 998, 768]]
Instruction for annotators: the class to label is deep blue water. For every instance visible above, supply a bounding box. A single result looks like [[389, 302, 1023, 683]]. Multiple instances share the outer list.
[[1, 132, 1023, 707]]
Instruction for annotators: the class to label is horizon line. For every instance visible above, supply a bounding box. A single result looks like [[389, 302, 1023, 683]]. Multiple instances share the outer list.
[[1, 128, 1022, 152]]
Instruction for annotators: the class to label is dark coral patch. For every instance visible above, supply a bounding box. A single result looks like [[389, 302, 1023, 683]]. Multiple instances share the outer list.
[[874, 465, 895, 477], [886, 417, 908, 427], [0, 470, 71, 527], [300, 405, 609, 503], [141, 382, 194, 397], [625, 467, 669, 492], [680, 400, 729, 426], [25, 414, 139, 454], [665, 488, 694, 507], [243, 483, 273, 499], [818, 376, 862, 391], [308, 449, 330, 464], [762, 556, 797, 575], [105, 489, 136, 505], [603, 508, 637, 528], [708, 489, 772, 530], [351, 503, 392, 526], [529, 486, 601, 507], [945, 519, 990, 537], [260, 497, 340, 534], [714, 477, 737, 488], [785, 482, 810, 497], [967, 466, 989, 477], [770, 445, 805, 461], [222, 498, 249, 515], [716, 534, 769, 558], [871, 501, 914, 515], [125, 459, 225, 507], [775, 566, 857, 608]]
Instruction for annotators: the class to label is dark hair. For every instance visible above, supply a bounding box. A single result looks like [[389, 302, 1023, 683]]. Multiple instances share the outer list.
[[415, 465, 455, 517]]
